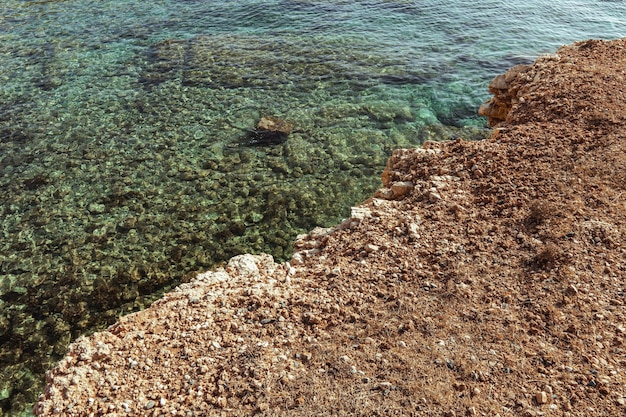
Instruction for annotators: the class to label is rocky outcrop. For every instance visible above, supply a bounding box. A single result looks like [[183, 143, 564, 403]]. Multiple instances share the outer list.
[[477, 64, 530, 126], [35, 39, 626, 416]]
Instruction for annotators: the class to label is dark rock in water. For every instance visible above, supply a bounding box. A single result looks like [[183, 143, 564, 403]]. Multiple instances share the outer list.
[[378, 73, 427, 86], [239, 116, 293, 146], [243, 129, 289, 146]]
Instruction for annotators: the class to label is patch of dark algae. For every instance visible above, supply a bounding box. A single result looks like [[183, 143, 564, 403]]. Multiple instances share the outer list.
[[0, 34, 490, 416]]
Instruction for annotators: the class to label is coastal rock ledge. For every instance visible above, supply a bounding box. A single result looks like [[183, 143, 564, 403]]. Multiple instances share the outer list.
[[36, 39, 626, 416]]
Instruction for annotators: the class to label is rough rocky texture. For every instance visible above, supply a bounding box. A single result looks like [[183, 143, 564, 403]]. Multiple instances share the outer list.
[[256, 116, 294, 135], [478, 64, 531, 126], [142, 34, 435, 90], [35, 39, 626, 416]]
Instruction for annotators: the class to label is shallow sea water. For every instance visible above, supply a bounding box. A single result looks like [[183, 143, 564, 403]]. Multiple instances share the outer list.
[[1, 0, 625, 414]]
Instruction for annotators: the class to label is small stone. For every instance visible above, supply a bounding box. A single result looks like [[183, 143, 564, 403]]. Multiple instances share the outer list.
[[365, 244, 379, 253], [391, 181, 414, 198], [408, 222, 420, 238], [216, 397, 227, 408], [566, 284, 578, 295], [428, 190, 442, 201], [378, 381, 393, 390], [536, 391, 548, 404], [93, 342, 110, 361], [145, 400, 156, 410], [302, 312, 321, 325], [256, 116, 293, 134], [374, 188, 394, 200], [227, 254, 260, 278], [118, 216, 138, 230], [88, 203, 106, 214], [291, 252, 305, 265], [350, 207, 372, 221]]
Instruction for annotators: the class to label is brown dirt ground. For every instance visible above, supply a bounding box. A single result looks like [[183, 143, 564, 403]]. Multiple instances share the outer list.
[[35, 38, 626, 416]]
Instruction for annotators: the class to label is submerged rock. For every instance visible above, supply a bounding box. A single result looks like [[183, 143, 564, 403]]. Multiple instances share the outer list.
[[257, 115, 293, 134], [140, 34, 436, 90], [239, 116, 294, 146]]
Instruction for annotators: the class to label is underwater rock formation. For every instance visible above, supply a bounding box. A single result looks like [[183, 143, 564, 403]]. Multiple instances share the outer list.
[[240, 116, 294, 146], [141, 34, 437, 90]]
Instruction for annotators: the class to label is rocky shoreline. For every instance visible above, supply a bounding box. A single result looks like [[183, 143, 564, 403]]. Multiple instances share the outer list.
[[35, 39, 626, 416]]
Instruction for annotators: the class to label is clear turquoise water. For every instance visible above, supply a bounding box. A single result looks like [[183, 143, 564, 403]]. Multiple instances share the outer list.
[[1, 0, 625, 414]]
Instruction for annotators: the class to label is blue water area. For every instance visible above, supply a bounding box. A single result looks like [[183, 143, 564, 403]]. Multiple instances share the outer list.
[[0, 0, 625, 414]]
